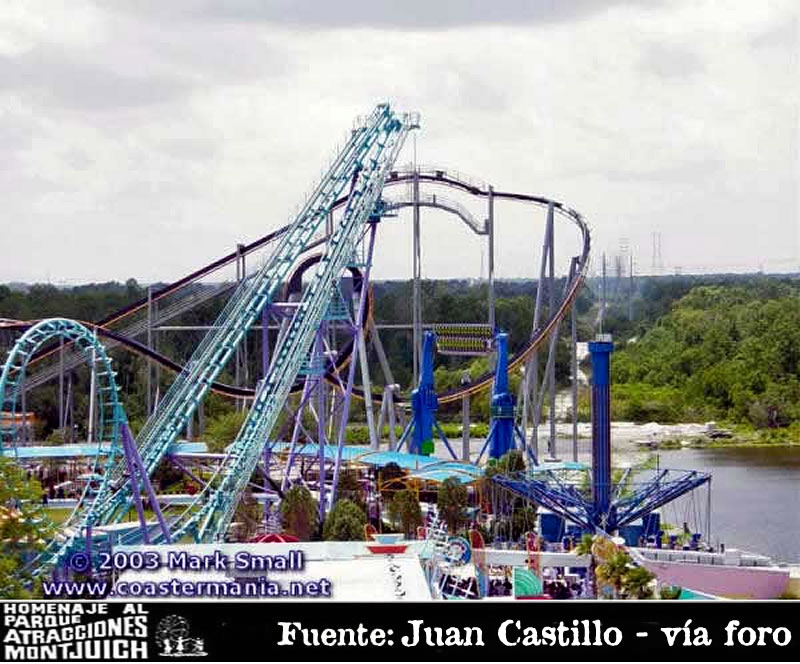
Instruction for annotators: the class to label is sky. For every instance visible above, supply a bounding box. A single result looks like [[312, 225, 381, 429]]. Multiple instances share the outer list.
[[0, 0, 797, 284]]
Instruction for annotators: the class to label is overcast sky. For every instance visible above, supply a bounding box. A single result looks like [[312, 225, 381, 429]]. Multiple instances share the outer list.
[[1, 0, 797, 284]]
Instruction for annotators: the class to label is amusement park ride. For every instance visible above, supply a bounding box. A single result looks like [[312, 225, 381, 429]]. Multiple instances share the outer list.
[[0, 104, 712, 584]]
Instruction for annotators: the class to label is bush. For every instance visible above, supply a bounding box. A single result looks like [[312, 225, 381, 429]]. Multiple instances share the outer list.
[[280, 486, 319, 541], [437, 477, 468, 534], [322, 499, 367, 541], [337, 468, 365, 508], [205, 410, 248, 453], [388, 489, 423, 537]]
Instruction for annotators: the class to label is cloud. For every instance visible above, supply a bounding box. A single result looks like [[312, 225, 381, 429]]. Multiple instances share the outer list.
[[0, 45, 190, 112], [109, 0, 654, 30], [0, 0, 796, 283], [638, 41, 705, 79]]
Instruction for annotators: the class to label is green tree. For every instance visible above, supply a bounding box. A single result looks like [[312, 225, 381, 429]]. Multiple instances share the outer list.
[[233, 489, 261, 541], [377, 462, 405, 500], [204, 410, 248, 453], [575, 533, 597, 598], [596, 550, 630, 599], [437, 477, 468, 534], [388, 489, 423, 538], [322, 499, 366, 541], [1, 457, 54, 598], [337, 468, 365, 509], [280, 486, 319, 541], [659, 584, 682, 600], [622, 565, 655, 599]]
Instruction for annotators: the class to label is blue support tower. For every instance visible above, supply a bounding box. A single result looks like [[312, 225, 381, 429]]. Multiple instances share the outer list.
[[589, 336, 614, 523], [489, 333, 515, 460], [410, 331, 438, 455], [475, 332, 528, 464], [396, 331, 457, 458], [490, 333, 711, 534]]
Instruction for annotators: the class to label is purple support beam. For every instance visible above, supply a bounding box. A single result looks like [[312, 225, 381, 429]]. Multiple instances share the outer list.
[[282, 372, 315, 492], [167, 453, 206, 490], [316, 327, 327, 522], [121, 422, 171, 543], [330, 220, 378, 508], [121, 425, 149, 543], [263, 443, 271, 528]]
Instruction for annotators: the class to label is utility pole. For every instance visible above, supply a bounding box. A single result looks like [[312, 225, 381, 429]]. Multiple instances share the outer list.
[[628, 253, 634, 322]]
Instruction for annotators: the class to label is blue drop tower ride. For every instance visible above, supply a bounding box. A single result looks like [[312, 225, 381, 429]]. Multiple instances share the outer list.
[[589, 336, 614, 522], [491, 334, 711, 535]]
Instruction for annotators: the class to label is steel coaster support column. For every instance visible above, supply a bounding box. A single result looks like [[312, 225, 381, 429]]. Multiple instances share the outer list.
[[282, 371, 316, 493], [412, 168, 422, 386], [376, 389, 387, 444], [87, 342, 97, 444], [547, 211, 556, 459], [120, 421, 171, 543], [589, 336, 613, 524], [571, 276, 579, 462], [331, 220, 379, 510], [146, 286, 153, 416], [369, 320, 401, 448], [59, 340, 65, 430], [386, 385, 398, 448], [375, 385, 398, 449], [263, 443, 272, 528], [487, 185, 495, 333], [461, 372, 471, 463], [531, 319, 561, 459], [239, 244, 249, 398], [523, 203, 554, 459], [168, 453, 205, 491], [316, 330, 327, 521], [368, 319, 396, 387], [121, 426, 150, 543], [20, 373, 27, 445], [235, 243, 244, 412], [355, 289, 379, 451]]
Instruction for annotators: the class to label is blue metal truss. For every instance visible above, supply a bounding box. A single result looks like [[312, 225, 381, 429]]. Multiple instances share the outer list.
[[491, 467, 711, 533]]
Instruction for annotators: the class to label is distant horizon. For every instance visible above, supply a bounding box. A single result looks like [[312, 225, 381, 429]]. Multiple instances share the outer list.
[[3, 270, 800, 293]]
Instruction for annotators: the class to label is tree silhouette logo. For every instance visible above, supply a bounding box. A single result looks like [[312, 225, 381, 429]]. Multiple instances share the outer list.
[[156, 615, 208, 657]]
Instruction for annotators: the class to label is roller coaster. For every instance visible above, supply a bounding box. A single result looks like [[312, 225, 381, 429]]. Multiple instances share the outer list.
[[1, 103, 599, 577]]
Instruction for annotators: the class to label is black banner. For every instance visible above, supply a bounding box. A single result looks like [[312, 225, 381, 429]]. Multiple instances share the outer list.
[[1, 600, 799, 661]]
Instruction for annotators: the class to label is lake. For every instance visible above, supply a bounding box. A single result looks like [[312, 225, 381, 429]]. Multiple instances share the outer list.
[[440, 438, 799, 563], [657, 446, 799, 564]]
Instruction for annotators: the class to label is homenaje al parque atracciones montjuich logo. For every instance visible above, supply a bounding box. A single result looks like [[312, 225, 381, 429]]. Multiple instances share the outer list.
[[2, 602, 150, 660], [156, 614, 207, 657]]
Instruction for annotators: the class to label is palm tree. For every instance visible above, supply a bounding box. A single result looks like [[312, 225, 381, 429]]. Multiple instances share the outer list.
[[622, 565, 655, 599], [596, 550, 630, 599], [575, 534, 597, 598]]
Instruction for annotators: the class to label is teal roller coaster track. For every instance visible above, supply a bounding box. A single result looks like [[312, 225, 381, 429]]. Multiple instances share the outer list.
[[1, 103, 419, 574]]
